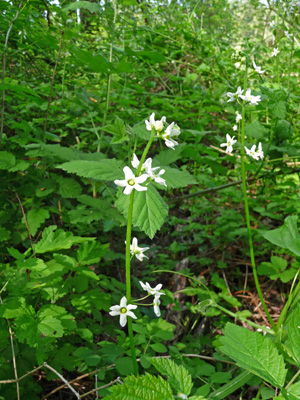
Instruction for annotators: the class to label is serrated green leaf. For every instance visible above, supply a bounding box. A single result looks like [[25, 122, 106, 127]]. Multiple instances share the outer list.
[[56, 176, 82, 198], [27, 208, 50, 236], [71, 47, 112, 74], [33, 225, 95, 254], [115, 185, 168, 239], [285, 303, 300, 365], [220, 323, 287, 387], [102, 117, 129, 144], [70, 289, 110, 312], [150, 357, 193, 396], [270, 101, 286, 119], [63, 1, 100, 12], [77, 241, 109, 265], [58, 159, 123, 181], [0, 151, 16, 169], [263, 216, 300, 256], [162, 167, 196, 189], [245, 120, 268, 139], [103, 373, 173, 400]]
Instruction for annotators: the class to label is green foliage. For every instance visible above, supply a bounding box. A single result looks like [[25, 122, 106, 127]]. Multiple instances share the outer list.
[[220, 323, 287, 387], [58, 159, 124, 181]]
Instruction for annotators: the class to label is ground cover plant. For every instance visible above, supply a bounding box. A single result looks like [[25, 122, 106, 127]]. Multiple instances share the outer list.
[[1, 0, 300, 399]]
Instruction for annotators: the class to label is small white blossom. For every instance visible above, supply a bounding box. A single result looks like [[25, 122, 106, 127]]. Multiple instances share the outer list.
[[153, 295, 161, 317], [114, 166, 148, 195], [131, 153, 151, 172], [162, 122, 181, 150], [109, 296, 137, 327], [252, 61, 265, 75], [226, 86, 244, 102], [236, 113, 242, 123], [220, 134, 237, 153], [240, 89, 261, 105], [284, 31, 293, 42], [271, 47, 279, 57], [256, 142, 264, 160], [245, 145, 260, 160], [233, 125, 238, 131], [140, 281, 165, 297], [259, 0, 269, 6], [145, 159, 166, 187], [145, 113, 166, 132], [234, 62, 241, 69], [129, 237, 149, 261], [269, 20, 277, 28]]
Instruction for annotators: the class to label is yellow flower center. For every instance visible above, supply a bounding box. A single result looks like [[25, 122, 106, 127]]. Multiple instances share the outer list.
[[128, 179, 135, 186], [120, 307, 127, 314]]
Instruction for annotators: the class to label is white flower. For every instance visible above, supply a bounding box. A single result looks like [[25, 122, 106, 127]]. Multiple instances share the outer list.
[[236, 113, 242, 123], [256, 142, 264, 160], [271, 47, 279, 57], [252, 61, 265, 74], [226, 86, 244, 102], [131, 153, 151, 172], [114, 166, 148, 195], [259, 0, 269, 6], [245, 145, 260, 160], [269, 20, 276, 28], [129, 237, 149, 261], [284, 31, 293, 42], [145, 113, 166, 132], [234, 62, 241, 69], [233, 125, 238, 131], [153, 295, 161, 317], [109, 296, 137, 327], [145, 158, 166, 187], [162, 122, 181, 150], [240, 89, 261, 105], [220, 134, 237, 153], [140, 281, 165, 297]]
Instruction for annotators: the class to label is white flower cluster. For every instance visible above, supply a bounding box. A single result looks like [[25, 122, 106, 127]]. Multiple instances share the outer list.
[[227, 86, 261, 106], [145, 112, 181, 150]]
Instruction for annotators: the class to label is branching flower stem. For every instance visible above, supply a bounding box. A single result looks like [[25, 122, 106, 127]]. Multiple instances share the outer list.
[[125, 131, 155, 375], [240, 68, 276, 331]]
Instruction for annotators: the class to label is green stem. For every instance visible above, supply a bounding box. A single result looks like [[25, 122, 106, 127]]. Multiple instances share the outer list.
[[276, 273, 300, 328], [136, 132, 155, 175], [285, 368, 300, 390], [240, 66, 276, 331]]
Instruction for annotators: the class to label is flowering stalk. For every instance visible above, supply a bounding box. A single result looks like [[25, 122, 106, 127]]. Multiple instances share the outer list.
[[240, 66, 276, 331], [124, 131, 156, 375]]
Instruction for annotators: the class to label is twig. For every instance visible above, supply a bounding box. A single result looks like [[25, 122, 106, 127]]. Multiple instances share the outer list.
[[0, 296, 19, 399], [0, 363, 46, 384], [1, 0, 25, 144], [43, 363, 80, 399], [43, 30, 64, 133], [78, 377, 123, 399]]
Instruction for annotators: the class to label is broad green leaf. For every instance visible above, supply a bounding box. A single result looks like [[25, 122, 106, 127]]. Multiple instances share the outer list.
[[149, 343, 167, 353], [115, 185, 168, 239], [33, 225, 95, 254], [285, 303, 300, 365], [63, 1, 101, 12], [270, 100, 286, 119], [70, 289, 110, 313], [30, 144, 106, 162], [263, 216, 300, 256], [103, 373, 173, 400], [102, 117, 129, 144], [58, 159, 123, 181], [0, 151, 15, 169], [77, 241, 109, 265], [150, 357, 193, 396], [27, 208, 50, 236], [72, 47, 112, 74], [163, 167, 196, 189], [245, 120, 268, 139], [221, 323, 287, 387], [56, 176, 82, 198], [115, 357, 135, 376]]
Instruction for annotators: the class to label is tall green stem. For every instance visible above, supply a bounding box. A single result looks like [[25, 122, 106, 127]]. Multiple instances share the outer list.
[[124, 132, 155, 375], [240, 69, 276, 331]]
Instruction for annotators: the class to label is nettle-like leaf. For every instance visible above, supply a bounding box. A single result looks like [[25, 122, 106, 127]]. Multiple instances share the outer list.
[[58, 159, 123, 181], [0, 151, 16, 169], [162, 167, 196, 189], [33, 225, 95, 254], [103, 373, 173, 400], [102, 117, 129, 144], [150, 357, 193, 396], [285, 303, 300, 365], [63, 1, 100, 13], [115, 185, 168, 239], [263, 215, 300, 256], [27, 208, 50, 236], [221, 323, 287, 387]]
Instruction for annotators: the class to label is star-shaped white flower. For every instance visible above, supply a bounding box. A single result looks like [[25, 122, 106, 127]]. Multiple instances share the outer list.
[[271, 47, 279, 57], [145, 113, 166, 132], [109, 296, 137, 327], [236, 113, 242, 123], [220, 134, 237, 153], [226, 86, 244, 102], [114, 166, 148, 195], [162, 122, 181, 150], [234, 62, 241, 69], [252, 61, 265, 74], [131, 153, 150, 172], [245, 145, 260, 160], [153, 295, 161, 317], [233, 125, 238, 131], [145, 158, 166, 187], [128, 237, 149, 261], [139, 281, 165, 297], [256, 142, 264, 160], [240, 89, 261, 105]]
